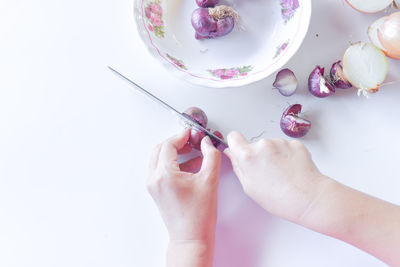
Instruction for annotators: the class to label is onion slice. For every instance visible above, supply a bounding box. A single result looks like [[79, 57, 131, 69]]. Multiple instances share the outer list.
[[273, 68, 298, 96], [342, 42, 388, 95]]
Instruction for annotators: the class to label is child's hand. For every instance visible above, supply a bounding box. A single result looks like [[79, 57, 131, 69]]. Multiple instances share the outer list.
[[147, 129, 221, 243], [224, 131, 330, 223]]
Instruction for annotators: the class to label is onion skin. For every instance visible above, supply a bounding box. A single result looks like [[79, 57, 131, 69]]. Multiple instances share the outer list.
[[378, 12, 400, 59], [330, 61, 352, 89], [308, 66, 335, 98], [280, 104, 311, 138], [196, 0, 219, 8]]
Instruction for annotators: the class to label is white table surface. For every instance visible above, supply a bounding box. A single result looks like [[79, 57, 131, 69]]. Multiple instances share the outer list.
[[1, 0, 399, 266]]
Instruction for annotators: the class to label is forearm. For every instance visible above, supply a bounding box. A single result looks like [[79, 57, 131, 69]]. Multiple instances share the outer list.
[[167, 239, 215, 267], [300, 178, 400, 266]]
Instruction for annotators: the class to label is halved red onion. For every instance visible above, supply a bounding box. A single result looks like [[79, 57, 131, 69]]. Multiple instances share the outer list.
[[273, 68, 298, 96], [308, 66, 335, 98], [280, 104, 311, 138], [330, 61, 352, 89]]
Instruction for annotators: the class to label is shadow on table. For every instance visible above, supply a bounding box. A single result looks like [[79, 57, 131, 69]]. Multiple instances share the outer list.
[[213, 156, 277, 267]]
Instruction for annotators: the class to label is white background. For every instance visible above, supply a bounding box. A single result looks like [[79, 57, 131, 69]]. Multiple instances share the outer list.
[[1, 0, 399, 266]]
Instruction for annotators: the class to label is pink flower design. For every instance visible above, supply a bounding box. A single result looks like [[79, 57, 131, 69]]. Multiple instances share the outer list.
[[145, 0, 165, 38], [145, 7, 152, 18], [151, 3, 162, 15], [225, 69, 239, 76], [208, 66, 253, 80], [166, 54, 188, 70], [214, 69, 225, 77], [151, 13, 163, 27], [280, 0, 299, 23], [274, 40, 290, 58]]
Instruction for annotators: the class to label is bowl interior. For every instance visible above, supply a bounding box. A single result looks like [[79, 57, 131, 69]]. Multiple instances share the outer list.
[[135, 0, 311, 87]]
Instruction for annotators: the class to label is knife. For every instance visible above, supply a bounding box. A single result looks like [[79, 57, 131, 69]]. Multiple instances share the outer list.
[[108, 66, 228, 149]]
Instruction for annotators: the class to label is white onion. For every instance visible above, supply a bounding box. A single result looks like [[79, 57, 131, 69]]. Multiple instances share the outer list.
[[378, 12, 400, 59], [342, 42, 388, 95], [345, 0, 393, 13]]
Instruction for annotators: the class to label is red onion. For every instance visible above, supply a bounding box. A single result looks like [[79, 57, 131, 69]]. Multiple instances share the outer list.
[[308, 66, 335, 98], [211, 130, 224, 148], [330, 61, 352, 89], [184, 107, 208, 150], [196, 0, 219, 8], [273, 68, 298, 96], [191, 6, 238, 40], [280, 104, 311, 138]]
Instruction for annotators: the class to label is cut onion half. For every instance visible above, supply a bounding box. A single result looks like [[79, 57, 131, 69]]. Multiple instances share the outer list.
[[342, 42, 388, 95], [378, 12, 400, 59], [368, 16, 388, 53], [345, 0, 393, 13]]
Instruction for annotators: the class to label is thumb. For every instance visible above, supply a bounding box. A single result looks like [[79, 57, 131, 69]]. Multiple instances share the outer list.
[[226, 131, 248, 151], [198, 136, 221, 180]]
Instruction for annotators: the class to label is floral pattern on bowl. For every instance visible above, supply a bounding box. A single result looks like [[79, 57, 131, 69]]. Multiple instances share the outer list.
[[135, 0, 311, 88], [166, 54, 188, 70], [274, 39, 290, 59], [144, 0, 164, 38], [280, 0, 300, 23], [208, 66, 253, 80]]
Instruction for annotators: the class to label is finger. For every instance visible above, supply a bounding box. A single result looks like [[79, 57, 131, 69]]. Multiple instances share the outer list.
[[227, 131, 249, 150], [148, 144, 162, 185], [198, 136, 222, 180], [179, 156, 203, 173], [178, 143, 192, 155], [159, 129, 191, 170], [149, 144, 162, 170]]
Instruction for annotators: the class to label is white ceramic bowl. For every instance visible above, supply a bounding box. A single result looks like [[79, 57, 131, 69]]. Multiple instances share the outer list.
[[134, 0, 312, 88]]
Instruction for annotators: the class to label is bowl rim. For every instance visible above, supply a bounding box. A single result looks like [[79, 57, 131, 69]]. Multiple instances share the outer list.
[[133, 0, 312, 88]]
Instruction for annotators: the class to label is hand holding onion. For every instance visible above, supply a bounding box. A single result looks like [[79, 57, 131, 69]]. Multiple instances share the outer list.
[[183, 107, 224, 150]]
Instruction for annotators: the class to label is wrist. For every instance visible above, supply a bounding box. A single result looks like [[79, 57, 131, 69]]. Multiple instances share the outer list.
[[167, 238, 215, 267], [297, 177, 346, 234]]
